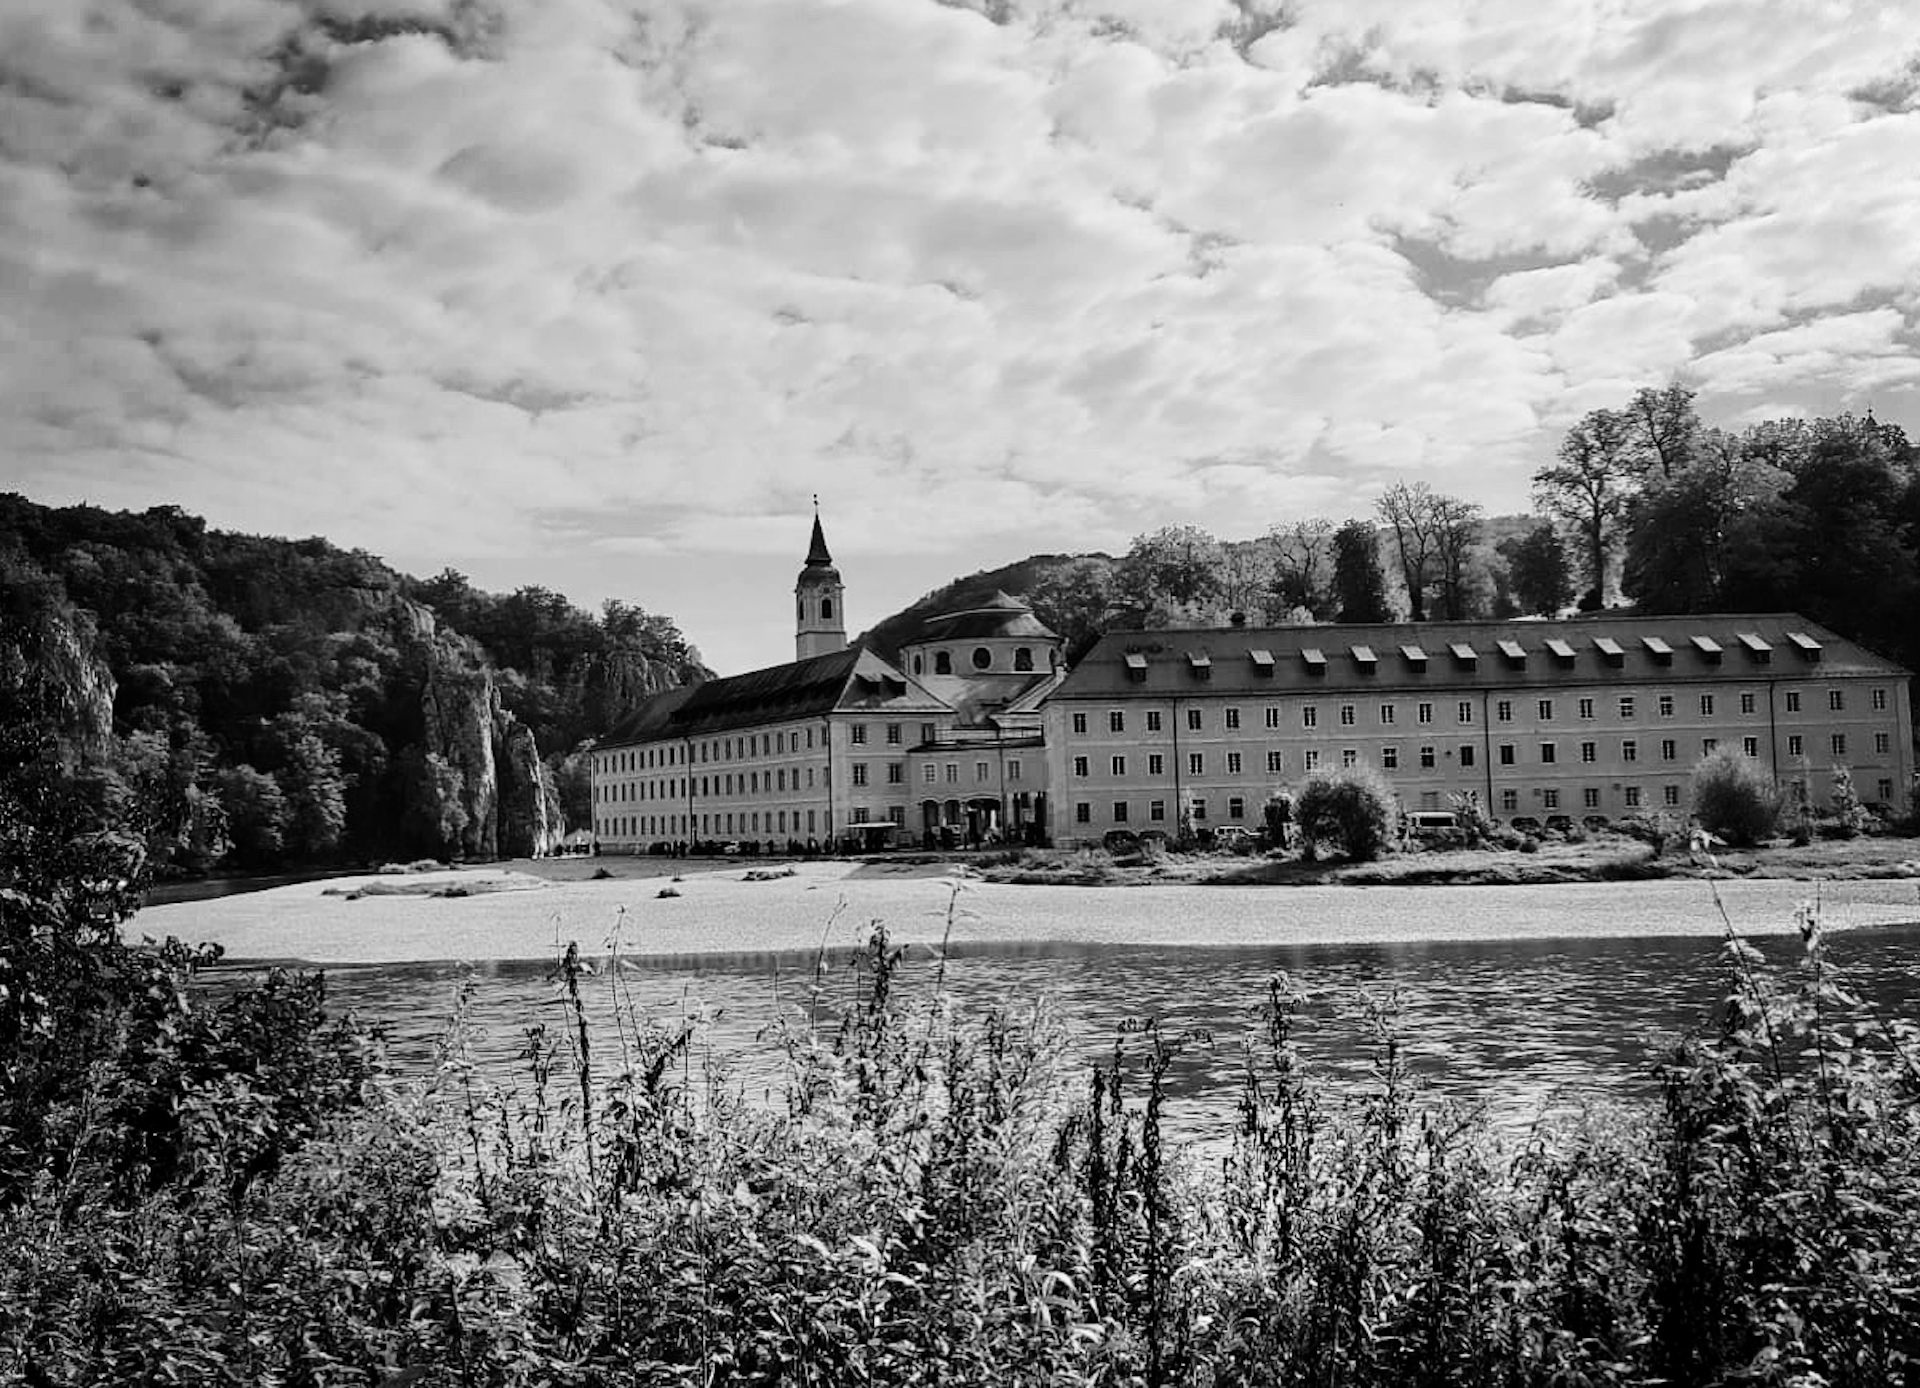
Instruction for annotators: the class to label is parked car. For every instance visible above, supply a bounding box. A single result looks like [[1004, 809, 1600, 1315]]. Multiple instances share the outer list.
[[1582, 814, 1612, 832], [1544, 814, 1576, 835], [1405, 811, 1458, 839], [1508, 815, 1542, 834], [1102, 828, 1141, 853], [1212, 825, 1254, 849]]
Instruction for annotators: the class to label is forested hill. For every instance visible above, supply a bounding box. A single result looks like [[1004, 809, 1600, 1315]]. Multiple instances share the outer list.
[[0, 494, 707, 876]]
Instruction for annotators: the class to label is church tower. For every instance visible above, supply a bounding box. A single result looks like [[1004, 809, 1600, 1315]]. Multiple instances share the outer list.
[[794, 506, 847, 661]]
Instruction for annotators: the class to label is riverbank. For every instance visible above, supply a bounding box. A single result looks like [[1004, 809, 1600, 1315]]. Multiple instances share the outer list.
[[978, 832, 1920, 888]]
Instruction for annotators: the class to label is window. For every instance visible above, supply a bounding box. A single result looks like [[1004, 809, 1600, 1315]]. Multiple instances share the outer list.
[[1150, 799, 1166, 822], [1304, 749, 1321, 771], [1496, 700, 1513, 722], [1659, 695, 1674, 717], [1015, 647, 1034, 671], [1266, 749, 1284, 774], [1876, 732, 1891, 754], [886, 723, 902, 745], [1580, 741, 1597, 764], [1788, 734, 1804, 757], [1149, 754, 1165, 775], [1584, 787, 1601, 809], [1190, 798, 1208, 820], [1188, 752, 1204, 775], [1699, 694, 1714, 716], [1420, 746, 1437, 769], [850, 724, 867, 745], [1500, 789, 1519, 812], [976, 761, 991, 782], [1265, 706, 1280, 729], [1829, 689, 1845, 712], [1227, 707, 1242, 730], [1009, 760, 1022, 780], [1499, 744, 1515, 766], [1872, 688, 1888, 711], [1340, 704, 1355, 726], [1227, 752, 1243, 774], [1113, 801, 1129, 823], [851, 764, 868, 786], [1075, 803, 1091, 824], [1619, 696, 1636, 718], [1579, 698, 1594, 720], [1543, 789, 1560, 809], [1664, 785, 1681, 806], [1538, 699, 1554, 720], [1073, 757, 1089, 777], [945, 764, 959, 783], [935, 651, 953, 674], [1110, 711, 1125, 732], [1460, 744, 1476, 768], [1382, 746, 1399, 769], [1072, 712, 1088, 734], [920, 723, 936, 744], [1302, 706, 1318, 728], [1229, 796, 1246, 819], [1380, 703, 1396, 724], [1111, 755, 1127, 776], [821, 598, 833, 618], [1540, 743, 1557, 764], [1341, 748, 1358, 768], [923, 764, 937, 783], [1702, 738, 1717, 754], [1187, 708, 1203, 731], [1623, 739, 1638, 762], [1458, 701, 1474, 724], [1625, 786, 1642, 808], [888, 763, 904, 784], [1785, 692, 1802, 713], [1661, 739, 1677, 760], [1832, 733, 1847, 756], [1146, 710, 1163, 732], [1742, 737, 1759, 758], [1739, 693, 1755, 715], [1881, 779, 1896, 802], [1418, 702, 1434, 724], [971, 647, 992, 670]]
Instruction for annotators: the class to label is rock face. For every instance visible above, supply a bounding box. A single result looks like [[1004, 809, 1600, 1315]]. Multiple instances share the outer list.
[[496, 717, 562, 858], [417, 637, 500, 859]]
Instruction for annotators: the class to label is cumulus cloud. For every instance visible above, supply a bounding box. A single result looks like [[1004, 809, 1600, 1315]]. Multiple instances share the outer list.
[[1, 0, 1916, 671]]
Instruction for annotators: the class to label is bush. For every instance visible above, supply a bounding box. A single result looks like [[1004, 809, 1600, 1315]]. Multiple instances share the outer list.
[[1689, 746, 1779, 847], [1448, 789, 1494, 845], [1830, 762, 1869, 838], [1295, 765, 1397, 862]]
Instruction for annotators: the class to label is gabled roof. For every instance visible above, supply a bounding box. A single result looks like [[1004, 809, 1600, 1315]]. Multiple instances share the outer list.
[[1051, 614, 1906, 702], [598, 647, 951, 746]]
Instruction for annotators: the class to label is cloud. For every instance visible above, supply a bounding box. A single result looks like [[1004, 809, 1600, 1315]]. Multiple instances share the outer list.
[[2, 0, 1917, 674]]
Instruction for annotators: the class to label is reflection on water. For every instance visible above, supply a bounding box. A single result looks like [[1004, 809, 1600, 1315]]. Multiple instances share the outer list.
[[209, 926, 1920, 1141]]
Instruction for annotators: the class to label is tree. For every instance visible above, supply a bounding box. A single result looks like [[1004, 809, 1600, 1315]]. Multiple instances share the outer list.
[[1296, 765, 1396, 862], [1624, 383, 1700, 479], [1534, 409, 1639, 606], [400, 747, 469, 858], [1428, 494, 1484, 620], [1331, 520, 1391, 624], [278, 732, 348, 861], [1690, 746, 1778, 848], [1217, 542, 1272, 621], [219, 764, 289, 867], [1498, 524, 1573, 617], [1114, 526, 1223, 620], [1375, 482, 1442, 621], [1267, 518, 1335, 619], [1025, 559, 1117, 663]]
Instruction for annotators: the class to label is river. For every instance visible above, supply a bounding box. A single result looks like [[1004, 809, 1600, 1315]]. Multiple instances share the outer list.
[[154, 861, 1920, 1140]]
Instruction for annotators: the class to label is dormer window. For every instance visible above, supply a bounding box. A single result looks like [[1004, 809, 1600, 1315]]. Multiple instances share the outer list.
[[1593, 636, 1625, 668], [1448, 642, 1477, 668], [1643, 635, 1674, 665], [1124, 652, 1149, 683], [1187, 651, 1212, 681], [1690, 635, 1723, 663], [1401, 644, 1428, 671], [1497, 639, 1526, 667], [1249, 648, 1275, 676], [1350, 644, 1378, 673], [1736, 633, 1772, 663], [1786, 631, 1823, 661], [1301, 648, 1327, 674], [1544, 638, 1576, 664]]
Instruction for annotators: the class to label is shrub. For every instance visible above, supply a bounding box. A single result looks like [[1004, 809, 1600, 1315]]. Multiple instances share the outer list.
[[1829, 762, 1869, 838], [1295, 765, 1397, 862], [1447, 789, 1494, 845], [1689, 746, 1779, 847]]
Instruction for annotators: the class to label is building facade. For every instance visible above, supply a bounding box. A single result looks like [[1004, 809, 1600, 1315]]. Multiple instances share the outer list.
[[1044, 615, 1913, 846], [591, 517, 1064, 851]]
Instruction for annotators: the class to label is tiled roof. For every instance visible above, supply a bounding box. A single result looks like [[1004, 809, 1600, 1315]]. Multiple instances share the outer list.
[[598, 647, 952, 746], [1052, 614, 1906, 701], [909, 592, 1061, 644]]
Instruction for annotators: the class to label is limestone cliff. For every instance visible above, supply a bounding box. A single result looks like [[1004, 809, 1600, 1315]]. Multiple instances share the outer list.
[[496, 717, 563, 857], [416, 635, 500, 859]]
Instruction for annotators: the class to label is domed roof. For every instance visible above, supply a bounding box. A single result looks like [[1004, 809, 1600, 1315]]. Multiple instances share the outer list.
[[911, 591, 1059, 644]]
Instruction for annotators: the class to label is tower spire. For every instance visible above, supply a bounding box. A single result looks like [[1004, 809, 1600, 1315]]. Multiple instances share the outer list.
[[795, 503, 846, 660]]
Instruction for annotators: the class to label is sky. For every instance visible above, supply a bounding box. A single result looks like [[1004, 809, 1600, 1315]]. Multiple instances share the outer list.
[[3, 0, 1919, 676]]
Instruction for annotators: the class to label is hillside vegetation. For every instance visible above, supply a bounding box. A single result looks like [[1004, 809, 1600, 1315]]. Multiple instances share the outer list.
[[0, 494, 705, 874]]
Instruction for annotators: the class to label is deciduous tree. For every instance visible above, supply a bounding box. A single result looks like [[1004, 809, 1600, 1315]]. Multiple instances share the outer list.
[[1331, 520, 1391, 624], [1534, 409, 1639, 607], [1498, 524, 1573, 617]]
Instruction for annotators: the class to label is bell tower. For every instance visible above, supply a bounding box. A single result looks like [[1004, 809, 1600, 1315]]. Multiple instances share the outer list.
[[794, 501, 847, 661]]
